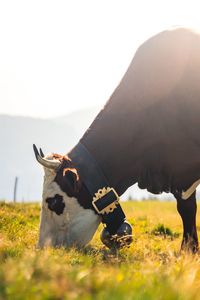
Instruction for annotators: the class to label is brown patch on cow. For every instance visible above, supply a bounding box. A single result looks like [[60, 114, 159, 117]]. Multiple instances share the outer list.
[[52, 153, 68, 162]]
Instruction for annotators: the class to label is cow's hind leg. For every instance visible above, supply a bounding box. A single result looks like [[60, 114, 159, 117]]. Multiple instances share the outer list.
[[174, 191, 198, 253]]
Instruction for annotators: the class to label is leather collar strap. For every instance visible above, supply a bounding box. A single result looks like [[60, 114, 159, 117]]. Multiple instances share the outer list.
[[69, 142, 126, 235]]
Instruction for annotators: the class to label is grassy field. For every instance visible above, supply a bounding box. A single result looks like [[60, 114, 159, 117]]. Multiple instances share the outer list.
[[1, 200, 200, 300]]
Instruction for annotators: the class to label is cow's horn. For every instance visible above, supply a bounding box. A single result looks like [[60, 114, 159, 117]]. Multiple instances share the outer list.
[[33, 144, 61, 170], [39, 148, 45, 158]]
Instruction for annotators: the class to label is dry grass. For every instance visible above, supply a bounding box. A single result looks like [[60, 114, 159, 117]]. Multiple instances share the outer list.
[[1, 200, 200, 299]]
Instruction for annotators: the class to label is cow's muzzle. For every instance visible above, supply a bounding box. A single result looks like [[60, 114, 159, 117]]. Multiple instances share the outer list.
[[100, 221, 133, 249]]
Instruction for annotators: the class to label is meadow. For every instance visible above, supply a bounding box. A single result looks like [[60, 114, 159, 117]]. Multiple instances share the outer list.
[[1, 200, 200, 300]]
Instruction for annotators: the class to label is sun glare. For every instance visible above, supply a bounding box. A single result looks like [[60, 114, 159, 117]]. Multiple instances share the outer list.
[[0, 0, 200, 117]]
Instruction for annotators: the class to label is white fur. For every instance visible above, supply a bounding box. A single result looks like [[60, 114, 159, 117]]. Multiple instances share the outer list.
[[182, 179, 200, 200], [38, 155, 101, 248]]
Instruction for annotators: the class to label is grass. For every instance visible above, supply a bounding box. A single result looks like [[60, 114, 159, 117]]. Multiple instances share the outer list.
[[1, 200, 200, 299]]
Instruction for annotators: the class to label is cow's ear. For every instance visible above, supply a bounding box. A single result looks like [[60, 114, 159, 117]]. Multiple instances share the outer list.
[[62, 168, 81, 195]]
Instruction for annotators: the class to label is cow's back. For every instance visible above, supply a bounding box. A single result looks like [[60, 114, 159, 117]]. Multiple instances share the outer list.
[[82, 28, 200, 194]]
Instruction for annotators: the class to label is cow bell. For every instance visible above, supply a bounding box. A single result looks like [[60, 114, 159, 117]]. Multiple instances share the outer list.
[[100, 221, 133, 249]]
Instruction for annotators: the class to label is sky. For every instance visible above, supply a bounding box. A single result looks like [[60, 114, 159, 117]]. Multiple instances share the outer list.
[[1, 0, 200, 118]]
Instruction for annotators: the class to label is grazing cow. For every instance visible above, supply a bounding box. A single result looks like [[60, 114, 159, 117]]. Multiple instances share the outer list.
[[34, 27, 200, 252]]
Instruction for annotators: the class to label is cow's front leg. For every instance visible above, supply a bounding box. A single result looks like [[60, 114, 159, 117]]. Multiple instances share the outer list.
[[174, 191, 198, 253]]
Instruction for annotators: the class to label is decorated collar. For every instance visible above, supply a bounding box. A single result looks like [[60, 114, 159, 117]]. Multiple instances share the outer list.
[[68, 142, 126, 235]]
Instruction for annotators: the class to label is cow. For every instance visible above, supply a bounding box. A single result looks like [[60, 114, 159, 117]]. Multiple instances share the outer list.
[[34, 27, 200, 253]]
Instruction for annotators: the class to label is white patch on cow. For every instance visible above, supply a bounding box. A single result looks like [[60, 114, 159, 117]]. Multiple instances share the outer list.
[[182, 179, 200, 200], [38, 157, 101, 248]]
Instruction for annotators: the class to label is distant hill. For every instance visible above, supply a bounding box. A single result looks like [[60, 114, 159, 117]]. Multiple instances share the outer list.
[[0, 109, 173, 201], [0, 107, 102, 201], [0, 114, 78, 201], [53, 106, 101, 137]]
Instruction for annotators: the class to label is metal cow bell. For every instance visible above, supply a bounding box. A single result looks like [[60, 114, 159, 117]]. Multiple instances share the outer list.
[[100, 220, 133, 249]]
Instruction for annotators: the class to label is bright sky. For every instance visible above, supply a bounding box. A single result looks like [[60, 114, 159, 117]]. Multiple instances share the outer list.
[[0, 0, 200, 118]]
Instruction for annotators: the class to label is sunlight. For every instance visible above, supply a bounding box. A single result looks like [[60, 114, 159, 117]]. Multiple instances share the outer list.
[[0, 0, 200, 117]]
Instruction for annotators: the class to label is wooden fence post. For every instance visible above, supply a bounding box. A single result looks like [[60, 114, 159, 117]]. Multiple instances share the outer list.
[[13, 177, 18, 203]]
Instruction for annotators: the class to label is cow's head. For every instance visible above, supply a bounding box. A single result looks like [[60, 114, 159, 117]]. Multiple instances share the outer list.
[[33, 145, 101, 248]]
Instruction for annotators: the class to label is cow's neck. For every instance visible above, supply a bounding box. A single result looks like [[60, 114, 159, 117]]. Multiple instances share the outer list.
[[80, 105, 139, 196], [79, 45, 159, 195]]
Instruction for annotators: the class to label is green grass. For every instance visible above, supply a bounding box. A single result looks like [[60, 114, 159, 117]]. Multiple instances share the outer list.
[[1, 200, 200, 299]]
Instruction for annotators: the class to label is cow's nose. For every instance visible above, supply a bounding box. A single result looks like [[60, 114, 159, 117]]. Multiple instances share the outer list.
[[100, 220, 133, 249]]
